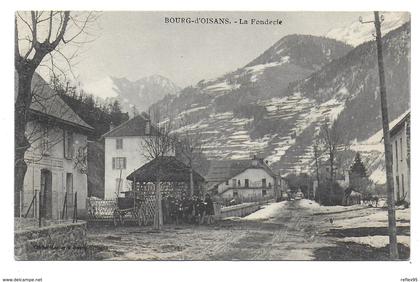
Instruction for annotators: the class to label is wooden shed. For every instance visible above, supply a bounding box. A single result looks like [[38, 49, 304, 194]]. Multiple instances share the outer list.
[[126, 156, 205, 225]]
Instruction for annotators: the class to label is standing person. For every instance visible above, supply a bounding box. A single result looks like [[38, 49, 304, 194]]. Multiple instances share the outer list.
[[204, 194, 215, 225], [161, 196, 169, 224]]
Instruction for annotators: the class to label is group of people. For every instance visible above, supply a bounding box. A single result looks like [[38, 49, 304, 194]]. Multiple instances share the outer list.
[[162, 193, 215, 225]]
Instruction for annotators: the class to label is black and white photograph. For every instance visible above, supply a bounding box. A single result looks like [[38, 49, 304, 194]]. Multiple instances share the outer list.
[[1, 2, 419, 281]]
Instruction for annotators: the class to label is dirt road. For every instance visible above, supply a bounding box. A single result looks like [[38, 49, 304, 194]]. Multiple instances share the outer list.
[[87, 200, 409, 260]]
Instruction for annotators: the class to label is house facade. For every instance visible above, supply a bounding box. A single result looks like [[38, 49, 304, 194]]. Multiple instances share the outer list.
[[20, 73, 93, 219], [205, 157, 280, 201], [102, 114, 174, 199], [390, 111, 410, 203]]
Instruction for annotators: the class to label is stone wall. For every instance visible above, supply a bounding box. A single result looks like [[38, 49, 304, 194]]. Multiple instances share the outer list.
[[217, 202, 261, 218], [15, 222, 87, 260]]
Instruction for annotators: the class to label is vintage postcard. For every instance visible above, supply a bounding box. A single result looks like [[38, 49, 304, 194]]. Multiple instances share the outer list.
[[12, 10, 411, 265]]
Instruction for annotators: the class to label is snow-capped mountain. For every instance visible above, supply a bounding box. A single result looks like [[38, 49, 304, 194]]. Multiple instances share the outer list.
[[325, 12, 410, 47], [273, 22, 410, 174], [193, 34, 352, 101], [151, 22, 410, 176], [111, 74, 180, 113]]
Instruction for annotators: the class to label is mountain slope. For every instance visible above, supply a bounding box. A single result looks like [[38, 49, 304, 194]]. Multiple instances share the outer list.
[[152, 35, 352, 122], [152, 23, 410, 177], [111, 74, 180, 113], [272, 22, 410, 173]]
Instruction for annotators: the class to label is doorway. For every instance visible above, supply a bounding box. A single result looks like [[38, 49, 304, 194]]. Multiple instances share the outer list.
[[40, 169, 52, 219]]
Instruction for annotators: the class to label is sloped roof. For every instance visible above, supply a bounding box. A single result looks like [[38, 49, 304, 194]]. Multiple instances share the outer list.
[[101, 114, 157, 138], [390, 111, 410, 137], [126, 156, 205, 183], [16, 72, 93, 131], [205, 158, 276, 184]]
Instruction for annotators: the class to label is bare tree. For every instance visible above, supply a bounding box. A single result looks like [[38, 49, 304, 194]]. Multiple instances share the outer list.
[[14, 11, 99, 216], [312, 139, 322, 203], [142, 110, 176, 230], [176, 116, 204, 197], [318, 119, 348, 204]]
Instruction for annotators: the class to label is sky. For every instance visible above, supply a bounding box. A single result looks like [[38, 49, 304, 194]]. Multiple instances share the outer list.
[[59, 11, 374, 98]]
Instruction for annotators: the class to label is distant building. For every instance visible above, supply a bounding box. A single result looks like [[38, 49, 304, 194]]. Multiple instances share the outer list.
[[313, 161, 350, 190], [19, 73, 94, 219], [205, 156, 282, 201], [390, 111, 410, 203], [336, 171, 350, 189], [102, 114, 174, 199]]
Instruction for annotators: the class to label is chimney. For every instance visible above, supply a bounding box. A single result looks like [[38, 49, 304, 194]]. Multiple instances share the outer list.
[[109, 121, 115, 131]]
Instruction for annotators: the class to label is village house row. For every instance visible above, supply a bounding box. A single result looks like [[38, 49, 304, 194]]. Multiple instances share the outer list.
[[18, 72, 411, 220]]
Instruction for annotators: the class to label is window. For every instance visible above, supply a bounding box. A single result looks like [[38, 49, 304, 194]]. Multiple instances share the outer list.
[[245, 179, 249, 188], [145, 121, 151, 135], [400, 137, 403, 161], [233, 190, 238, 197], [238, 180, 241, 187], [401, 174, 405, 198], [395, 140, 399, 172], [225, 180, 229, 185], [112, 157, 126, 170], [390, 144, 393, 165], [116, 138, 123, 150], [115, 178, 123, 194], [66, 173, 73, 205], [232, 179, 237, 188], [41, 127, 50, 155], [262, 178, 267, 187], [64, 130, 74, 159], [262, 189, 267, 196]]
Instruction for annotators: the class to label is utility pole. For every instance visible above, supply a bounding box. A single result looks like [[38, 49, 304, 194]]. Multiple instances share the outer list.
[[360, 12, 398, 259], [313, 143, 321, 203]]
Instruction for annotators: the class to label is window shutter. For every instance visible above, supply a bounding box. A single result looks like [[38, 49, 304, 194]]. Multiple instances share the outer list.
[[63, 130, 66, 158], [123, 158, 126, 169], [112, 158, 115, 169]]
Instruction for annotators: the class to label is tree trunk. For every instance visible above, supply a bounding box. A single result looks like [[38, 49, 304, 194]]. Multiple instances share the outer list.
[[374, 11, 398, 259], [154, 171, 163, 230], [189, 161, 194, 197], [329, 151, 334, 205], [14, 67, 35, 217]]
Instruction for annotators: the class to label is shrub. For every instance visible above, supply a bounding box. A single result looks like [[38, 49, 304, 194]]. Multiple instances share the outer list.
[[315, 181, 345, 206]]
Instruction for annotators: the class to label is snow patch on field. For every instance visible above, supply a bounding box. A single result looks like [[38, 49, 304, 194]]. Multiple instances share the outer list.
[[334, 208, 410, 229], [179, 106, 207, 116], [340, 235, 410, 248], [242, 201, 287, 220], [298, 199, 364, 214], [246, 57, 290, 73], [205, 81, 239, 92], [369, 167, 386, 184]]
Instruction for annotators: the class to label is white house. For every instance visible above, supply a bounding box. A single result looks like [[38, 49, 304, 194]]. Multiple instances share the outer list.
[[205, 157, 280, 201], [390, 111, 410, 203], [19, 73, 94, 219], [102, 114, 174, 199]]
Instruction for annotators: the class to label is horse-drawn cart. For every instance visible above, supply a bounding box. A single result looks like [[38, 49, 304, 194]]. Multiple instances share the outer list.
[[113, 191, 144, 226]]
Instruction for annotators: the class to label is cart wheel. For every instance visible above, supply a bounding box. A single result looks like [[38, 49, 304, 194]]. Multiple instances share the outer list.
[[137, 214, 142, 226], [208, 215, 215, 225]]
